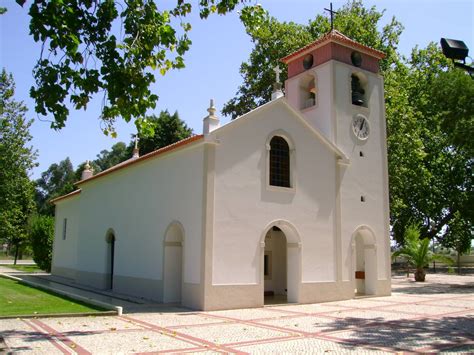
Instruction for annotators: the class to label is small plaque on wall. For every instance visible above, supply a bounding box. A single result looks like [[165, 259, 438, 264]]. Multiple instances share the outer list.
[[355, 271, 365, 279]]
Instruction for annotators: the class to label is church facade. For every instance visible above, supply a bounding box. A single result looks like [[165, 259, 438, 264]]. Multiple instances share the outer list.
[[51, 31, 391, 311]]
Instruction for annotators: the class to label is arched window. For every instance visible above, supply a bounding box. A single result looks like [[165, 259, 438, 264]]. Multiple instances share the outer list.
[[299, 74, 317, 109], [269, 136, 290, 187]]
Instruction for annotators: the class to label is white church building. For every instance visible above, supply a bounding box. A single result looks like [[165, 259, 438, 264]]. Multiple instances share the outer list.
[[51, 30, 391, 311]]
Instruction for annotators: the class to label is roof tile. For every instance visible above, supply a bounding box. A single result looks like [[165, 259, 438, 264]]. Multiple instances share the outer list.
[[75, 134, 204, 186], [280, 30, 385, 64]]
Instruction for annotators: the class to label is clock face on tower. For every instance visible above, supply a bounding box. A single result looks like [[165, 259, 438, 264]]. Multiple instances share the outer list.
[[352, 114, 370, 141]]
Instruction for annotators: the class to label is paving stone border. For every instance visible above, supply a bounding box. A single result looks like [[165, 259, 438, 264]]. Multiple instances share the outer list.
[[1, 274, 473, 354]]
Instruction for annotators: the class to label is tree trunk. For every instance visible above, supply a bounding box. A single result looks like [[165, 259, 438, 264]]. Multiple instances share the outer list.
[[14, 243, 19, 265], [457, 251, 461, 275], [414, 268, 426, 282]]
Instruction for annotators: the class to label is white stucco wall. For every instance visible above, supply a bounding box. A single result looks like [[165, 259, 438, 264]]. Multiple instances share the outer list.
[[74, 144, 205, 285], [285, 62, 334, 142], [331, 61, 390, 282], [52, 196, 80, 276], [211, 100, 338, 286]]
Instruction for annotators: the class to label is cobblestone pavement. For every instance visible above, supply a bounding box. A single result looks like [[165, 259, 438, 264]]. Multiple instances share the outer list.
[[1, 274, 473, 354]]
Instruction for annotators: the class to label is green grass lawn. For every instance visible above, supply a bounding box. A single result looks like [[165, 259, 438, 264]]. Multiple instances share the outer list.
[[3, 264, 44, 273], [0, 276, 106, 317]]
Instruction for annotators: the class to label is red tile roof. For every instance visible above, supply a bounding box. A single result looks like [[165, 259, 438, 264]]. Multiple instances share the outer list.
[[75, 134, 204, 187], [280, 30, 385, 64], [50, 189, 82, 204]]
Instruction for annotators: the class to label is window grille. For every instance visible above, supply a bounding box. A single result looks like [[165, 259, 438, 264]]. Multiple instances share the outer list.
[[269, 136, 290, 187]]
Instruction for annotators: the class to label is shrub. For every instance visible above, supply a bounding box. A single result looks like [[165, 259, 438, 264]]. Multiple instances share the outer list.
[[392, 224, 453, 282], [29, 215, 54, 272]]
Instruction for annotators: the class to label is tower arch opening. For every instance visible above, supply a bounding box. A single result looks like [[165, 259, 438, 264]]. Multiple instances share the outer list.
[[352, 226, 377, 296], [299, 73, 317, 109]]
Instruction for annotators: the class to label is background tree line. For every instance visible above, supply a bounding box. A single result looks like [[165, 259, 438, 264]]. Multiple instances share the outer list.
[[0, 71, 192, 267], [35, 110, 193, 216], [1, 0, 472, 272]]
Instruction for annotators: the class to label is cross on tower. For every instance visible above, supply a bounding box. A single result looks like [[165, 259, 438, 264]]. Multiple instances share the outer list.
[[324, 2, 338, 31], [273, 65, 282, 83]]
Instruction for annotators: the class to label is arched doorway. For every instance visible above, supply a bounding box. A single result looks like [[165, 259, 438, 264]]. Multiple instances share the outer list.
[[261, 221, 301, 305], [105, 230, 116, 290], [352, 226, 377, 296], [163, 222, 184, 303]]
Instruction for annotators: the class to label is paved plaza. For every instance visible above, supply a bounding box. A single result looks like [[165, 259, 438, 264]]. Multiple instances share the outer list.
[[1, 273, 473, 354]]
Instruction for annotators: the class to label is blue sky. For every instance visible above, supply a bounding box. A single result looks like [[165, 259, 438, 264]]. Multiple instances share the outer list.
[[1, 0, 473, 179]]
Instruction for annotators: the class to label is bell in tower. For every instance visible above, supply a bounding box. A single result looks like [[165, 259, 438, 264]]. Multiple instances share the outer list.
[[351, 74, 365, 106]]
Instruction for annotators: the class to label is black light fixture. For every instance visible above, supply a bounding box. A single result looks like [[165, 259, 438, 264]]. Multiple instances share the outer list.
[[440, 38, 468, 60], [440, 38, 473, 77]]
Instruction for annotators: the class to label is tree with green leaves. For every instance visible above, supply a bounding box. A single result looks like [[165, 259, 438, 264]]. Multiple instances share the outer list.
[[75, 142, 129, 181], [389, 44, 473, 249], [74, 111, 192, 179], [129, 110, 193, 156], [429, 70, 474, 158], [35, 157, 76, 215], [13, 0, 266, 136], [392, 225, 453, 281], [0, 69, 37, 264], [29, 214, 55, 272], [93, 142, 129, 172], [440, 211, 472, 274]]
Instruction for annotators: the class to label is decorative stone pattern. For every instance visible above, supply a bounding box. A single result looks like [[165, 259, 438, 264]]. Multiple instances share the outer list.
[[1, 274, 473, 354]]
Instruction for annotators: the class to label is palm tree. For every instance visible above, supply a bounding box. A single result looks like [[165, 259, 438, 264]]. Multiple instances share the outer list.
[[392, 224, 453, 282]]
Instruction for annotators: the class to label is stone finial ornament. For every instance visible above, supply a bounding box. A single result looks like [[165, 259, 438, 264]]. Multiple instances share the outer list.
[[203, 98, 220, 134], [207, 99, 217, 118], [81, 160, 94, 180]]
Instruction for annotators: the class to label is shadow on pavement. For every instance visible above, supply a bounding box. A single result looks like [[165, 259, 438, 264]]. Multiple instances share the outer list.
[[394, 282, 474, 295], [318, 314, 473, 352]]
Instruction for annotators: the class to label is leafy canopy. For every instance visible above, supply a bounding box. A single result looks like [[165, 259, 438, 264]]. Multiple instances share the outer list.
[[18, 0, 266, 136], [39, 110, 192, 208], [93, 142, 129, 172], [389, 44, 473, 249], [0, 70, 37, 254], [35, 157, 76, 215], [128, 110, 193, 156]]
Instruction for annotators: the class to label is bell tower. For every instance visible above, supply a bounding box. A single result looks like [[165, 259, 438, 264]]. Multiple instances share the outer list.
[[281, 30, 391, 292], [281, 30, 385, 143]]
